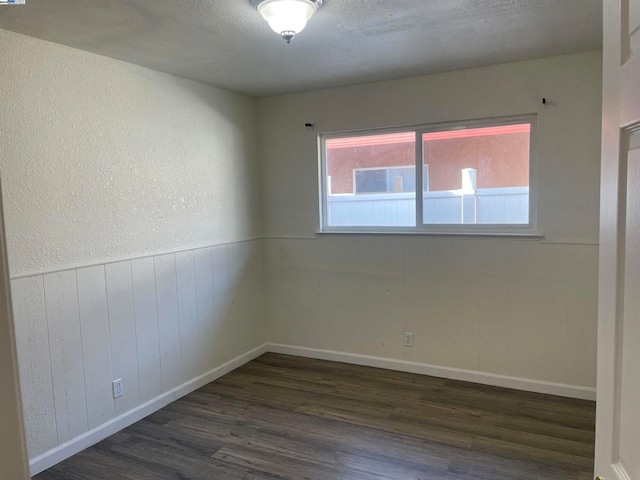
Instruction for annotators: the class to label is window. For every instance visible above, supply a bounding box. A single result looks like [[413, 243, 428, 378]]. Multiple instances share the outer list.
[[320, 115, 536, 234]]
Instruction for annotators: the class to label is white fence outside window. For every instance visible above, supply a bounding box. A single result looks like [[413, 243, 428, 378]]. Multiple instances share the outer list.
[[327, 168, 529, 227]]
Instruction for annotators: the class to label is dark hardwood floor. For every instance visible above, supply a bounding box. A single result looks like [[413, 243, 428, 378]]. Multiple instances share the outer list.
[[34, 353, 596, 480]]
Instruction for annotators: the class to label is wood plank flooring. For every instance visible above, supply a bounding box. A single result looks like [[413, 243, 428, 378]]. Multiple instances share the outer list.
[[34, 353, 596, 480]]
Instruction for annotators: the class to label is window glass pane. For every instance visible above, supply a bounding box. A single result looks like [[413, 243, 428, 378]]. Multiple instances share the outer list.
[[355, 169, 388, 193], [326, 132, 416, 227], [422, 124, 530, 225]]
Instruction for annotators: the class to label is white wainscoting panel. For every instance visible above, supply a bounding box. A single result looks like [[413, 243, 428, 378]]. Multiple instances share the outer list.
[[194, 247, 216, 371], [154, 253, 182, 392], [76, 266, 115, 429], [43, 270, 89, 444], [12, 239, 266, 473], [211, 245, 231, 364], [131, 257, 162, 403], [175, 250, 200, 381], [105, 261, 141, 416]]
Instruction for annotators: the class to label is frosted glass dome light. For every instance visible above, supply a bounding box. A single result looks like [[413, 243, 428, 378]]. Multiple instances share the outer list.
[[253, 0, 322, 43]]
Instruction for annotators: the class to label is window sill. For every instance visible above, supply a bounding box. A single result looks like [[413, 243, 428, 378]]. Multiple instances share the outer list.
[[316, 230, 544, 239]]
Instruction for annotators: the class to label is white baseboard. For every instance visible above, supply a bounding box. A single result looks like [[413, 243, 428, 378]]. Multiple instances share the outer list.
[[29, 343, 268, 476], [266, 343, 597, 401]]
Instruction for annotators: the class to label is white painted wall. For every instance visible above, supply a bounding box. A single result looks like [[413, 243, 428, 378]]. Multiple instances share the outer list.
[[0, 30, 267, 473], [0, 29, 262, 277], [259, 52, 602, 390]]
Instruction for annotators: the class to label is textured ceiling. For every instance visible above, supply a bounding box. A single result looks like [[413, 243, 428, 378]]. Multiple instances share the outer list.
[[0, 0, 602, 97]]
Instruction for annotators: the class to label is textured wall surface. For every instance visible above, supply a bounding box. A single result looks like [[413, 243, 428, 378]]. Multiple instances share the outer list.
[[0, 29, 262, 276], [259, 52, 602, 389], [0, 29, 267, 469]]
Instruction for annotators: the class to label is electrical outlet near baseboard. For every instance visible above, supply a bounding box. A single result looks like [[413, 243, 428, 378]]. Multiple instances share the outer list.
[[112, 379, 123, 399], [403, 332, 415, 347]]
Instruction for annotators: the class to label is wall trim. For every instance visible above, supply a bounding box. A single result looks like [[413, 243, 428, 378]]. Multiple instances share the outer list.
[[12, 235, 600, 280], [266, 343, 597, 401], [261, 235, 599, 246], [29, 343, 269, 476], [11, 237, 263, 280]]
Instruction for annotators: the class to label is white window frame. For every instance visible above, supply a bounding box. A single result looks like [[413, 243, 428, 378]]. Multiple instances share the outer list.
[[319, 114, 539, 236]]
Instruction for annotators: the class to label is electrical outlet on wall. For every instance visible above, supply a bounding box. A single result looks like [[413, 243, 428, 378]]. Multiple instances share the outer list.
[[112, 379, 124, 399], [404, 332, 415, 347]]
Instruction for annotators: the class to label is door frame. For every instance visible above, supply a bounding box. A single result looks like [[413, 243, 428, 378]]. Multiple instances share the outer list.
[[596, 0, 640, 478], [0, 178, 30, 479]]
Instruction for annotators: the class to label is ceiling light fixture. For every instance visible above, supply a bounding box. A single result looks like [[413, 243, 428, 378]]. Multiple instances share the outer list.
[[252, 0, 323, 44]]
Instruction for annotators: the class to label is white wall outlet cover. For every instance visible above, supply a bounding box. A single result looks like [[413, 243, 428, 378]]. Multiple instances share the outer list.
[[112, 379, 124, 399], [404, 332, 415, 347]]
